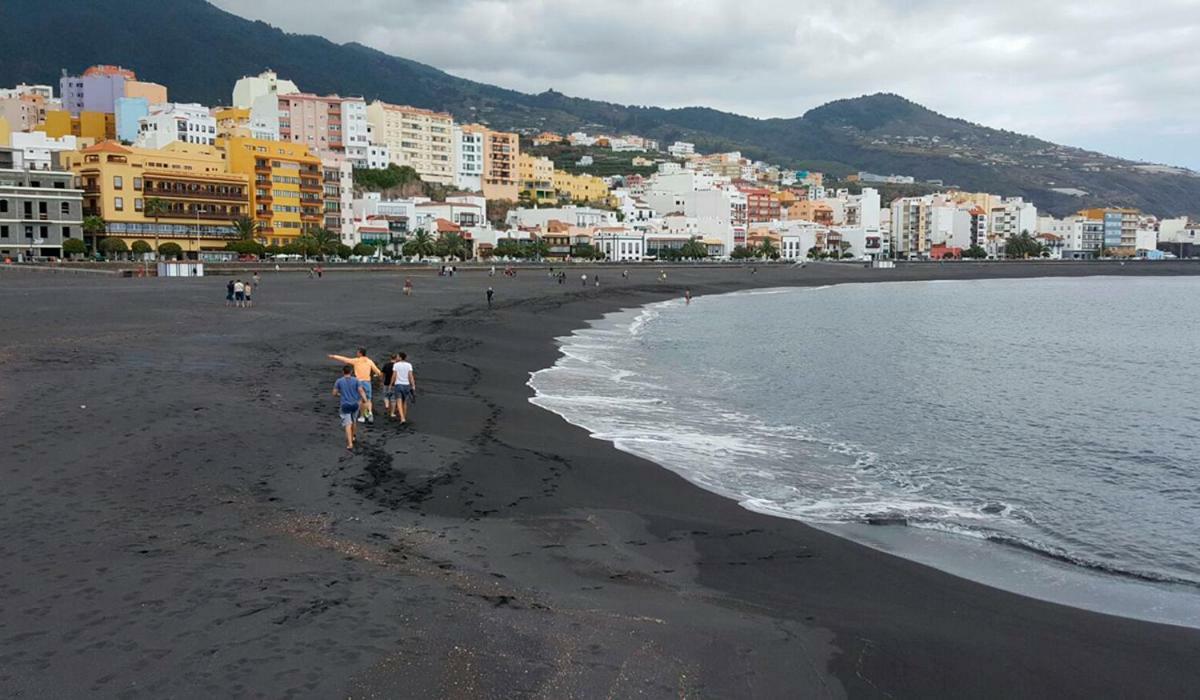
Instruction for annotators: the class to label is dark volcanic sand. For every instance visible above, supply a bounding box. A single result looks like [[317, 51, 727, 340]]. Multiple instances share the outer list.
[[2, 261, 1199, 698]]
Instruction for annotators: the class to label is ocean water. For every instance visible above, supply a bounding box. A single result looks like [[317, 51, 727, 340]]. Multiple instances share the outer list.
[[529, 276, 1200, 625]]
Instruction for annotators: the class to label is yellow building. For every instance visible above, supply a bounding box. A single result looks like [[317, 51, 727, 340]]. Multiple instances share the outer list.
[[213, 107, 251, 139], [517, 153, 556, 204], [553, 170, 609, 204], [0, 116, 10, 147], [62, 141, 249, 253], [40, 110, 115, 141], [222, 136, 323, 245]]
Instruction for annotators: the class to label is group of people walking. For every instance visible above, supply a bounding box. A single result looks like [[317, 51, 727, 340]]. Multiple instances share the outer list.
[[225, 273, 260, 307], [329, 348, 417, 450]]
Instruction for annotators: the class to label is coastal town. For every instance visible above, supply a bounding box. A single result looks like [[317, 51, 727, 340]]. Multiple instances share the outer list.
[[2, 65, 1197, 266]]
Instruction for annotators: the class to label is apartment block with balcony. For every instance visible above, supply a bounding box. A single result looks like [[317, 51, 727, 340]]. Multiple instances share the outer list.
[[62, 140, 248, 253], [223, 136, 323, 245], [517, 152, 555, 204], [553, 170, 609, 204], [0, 147, 83, 258], [278, 94, 370, 167], [135, 103, 216, 149], [1078, 207, 1139, 254], [365, 101, 454, 185], [452, 124, 484, 192], [481, 128, 518, 201]]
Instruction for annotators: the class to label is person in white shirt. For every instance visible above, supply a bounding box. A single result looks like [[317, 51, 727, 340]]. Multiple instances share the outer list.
[[390, 352, 416, 424], [233, 279, 245, 307]]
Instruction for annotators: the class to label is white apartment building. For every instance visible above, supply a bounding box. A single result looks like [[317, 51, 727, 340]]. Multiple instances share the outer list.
[[592, 228, 645, 262], [340, 99, 370, 167], [667, 141, 696, 157], [452, 125, 484, 192], [232, 70, 299, 108], [366, 143, 391, 170], [321, 156, 355, 243], [507, 205, 617, 229], [8, 132, 78, 171], [567, 132, 596, 147], [135, 103, 216, 149], [776, 221, 827, 261], [366, 101, 454, 185], [989, 197, 1038, 251]]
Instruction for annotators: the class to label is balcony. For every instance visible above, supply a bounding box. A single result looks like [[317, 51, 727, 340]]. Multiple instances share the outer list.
[[146, 186, 247, 202]]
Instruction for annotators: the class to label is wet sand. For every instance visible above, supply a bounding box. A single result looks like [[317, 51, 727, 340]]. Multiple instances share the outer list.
[[2, 260, 1199, 698]]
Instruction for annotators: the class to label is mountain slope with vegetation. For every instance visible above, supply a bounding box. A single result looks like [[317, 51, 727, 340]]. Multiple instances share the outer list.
[[3, 0, 1197, 216]]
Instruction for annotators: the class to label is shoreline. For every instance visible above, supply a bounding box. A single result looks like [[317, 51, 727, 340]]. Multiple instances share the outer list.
[[2, 261, 1200, 696], [527, 280, 1200, 629]]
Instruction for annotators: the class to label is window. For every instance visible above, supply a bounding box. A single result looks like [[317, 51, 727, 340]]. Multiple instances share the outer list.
[[114, 197, 124, 211], [40, 226, 48, 239], [113, 176, 123, 189], [133, 177, 143, 190], [63, 226, 71, 238], [39, 201, 47, 215], [60, 202, 70, 215], [24, 225, 33, 238], [0, 225, 7, 238], [0, 200, 6, 213], [135, 198, 144, 211], [54, 181, 64, 189]]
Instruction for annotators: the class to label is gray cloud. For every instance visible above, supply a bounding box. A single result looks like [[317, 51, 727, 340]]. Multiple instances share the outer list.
[[210, 0, 1200, 168]]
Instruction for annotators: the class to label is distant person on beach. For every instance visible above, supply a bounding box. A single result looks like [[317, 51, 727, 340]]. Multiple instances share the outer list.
[[243, 281, 253, 307], [403, 277, 413, 296], [234, 279, 245, 307], [594, 274, 600, 287], [253, 272, 261, 287], [558, 272, 565, 285], [391, 352, 416, 424], [226, 279, 235, 306], [333, 365, 366, 450], [316, 265, 323, 278], [381, 353, 397, 416], [308, 267, 315, 279], [489, 265, 496, 277], [581, 273, 587, 287], [622, 269, 628, 279], [327, 348, 382, 424], [487, 287, 494, 309], [685, 289, 692, 305]]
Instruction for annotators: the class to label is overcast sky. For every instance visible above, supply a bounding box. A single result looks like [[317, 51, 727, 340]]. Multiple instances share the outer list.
[[211, 0, 1200, 169]]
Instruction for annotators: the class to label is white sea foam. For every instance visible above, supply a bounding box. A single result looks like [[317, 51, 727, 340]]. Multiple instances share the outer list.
[[528, 278, 1200, 611]]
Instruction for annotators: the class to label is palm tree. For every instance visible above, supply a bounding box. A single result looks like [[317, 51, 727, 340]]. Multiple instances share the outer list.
[[438, 232, 468, 260], [757, 239, 779, 259], [679, 237, 708, 259], [311, 227, 339, 260], [143, 197, 169, 260], [403, 228, 437, 259], [82, 215, 105, 256], [232, 215, 260, 242]]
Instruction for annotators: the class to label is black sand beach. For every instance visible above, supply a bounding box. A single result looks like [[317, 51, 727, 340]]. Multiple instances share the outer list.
[[2, 261, 1199, 698]]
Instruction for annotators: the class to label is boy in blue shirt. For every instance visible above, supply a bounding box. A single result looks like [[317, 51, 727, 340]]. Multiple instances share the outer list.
[[332, 365, 367, 450]]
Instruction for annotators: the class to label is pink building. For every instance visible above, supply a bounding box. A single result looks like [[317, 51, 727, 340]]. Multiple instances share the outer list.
[[277, 93, 369, 167]]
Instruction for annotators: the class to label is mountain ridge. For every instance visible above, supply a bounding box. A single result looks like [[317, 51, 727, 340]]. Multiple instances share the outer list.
[[1, 0, 1196, 217]]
